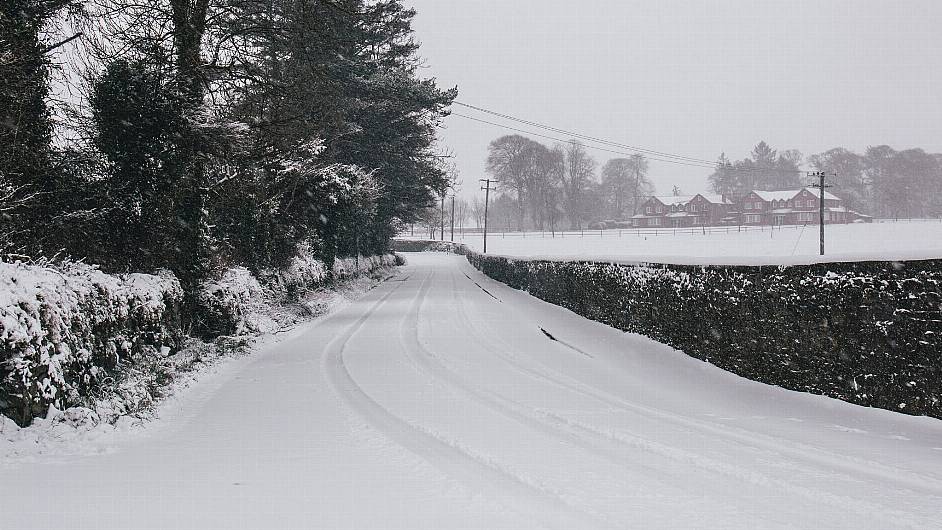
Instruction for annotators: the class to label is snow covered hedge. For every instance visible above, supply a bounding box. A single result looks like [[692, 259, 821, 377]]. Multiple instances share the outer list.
[[0, 260, 182, 426], [390, 239, 470, 255], [197, 253, 397, 337], [468, 253, 942, 419]]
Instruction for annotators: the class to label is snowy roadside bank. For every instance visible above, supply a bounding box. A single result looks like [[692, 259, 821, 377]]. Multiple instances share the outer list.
[[1, 254, 397, 460], [394, 240, 941, 420]]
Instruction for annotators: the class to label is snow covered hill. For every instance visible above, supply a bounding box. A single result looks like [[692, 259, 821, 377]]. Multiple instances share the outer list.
[[2, 253, 941, 529]]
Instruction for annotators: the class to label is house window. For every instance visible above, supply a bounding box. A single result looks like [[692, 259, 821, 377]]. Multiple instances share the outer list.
[[646, 206, 652, 214], [656, 206, 663, 213], [807, 200, 815, 207], [745, 214, 761, 223], [650, 217, 661, 226], [798, 212, 814, 222]]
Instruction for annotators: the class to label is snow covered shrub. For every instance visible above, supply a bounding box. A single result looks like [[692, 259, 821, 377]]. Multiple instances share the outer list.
[[197, 251, 396, 337], [332, 254, 398, 281], [0, 260, 182, 426], [468, 253, 942, 419], [390, 239, 470, 255], [196, 267, 274, 337]]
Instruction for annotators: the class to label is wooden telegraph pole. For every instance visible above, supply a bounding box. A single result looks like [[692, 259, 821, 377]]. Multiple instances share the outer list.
[[450, 195, 456, 242], [480, 179, 498, 253], [440, 193, 445, 241], [807, 171, 833, 256]]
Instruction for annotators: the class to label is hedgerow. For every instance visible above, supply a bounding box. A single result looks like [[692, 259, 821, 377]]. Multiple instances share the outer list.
[[467, 253, 942, 419]]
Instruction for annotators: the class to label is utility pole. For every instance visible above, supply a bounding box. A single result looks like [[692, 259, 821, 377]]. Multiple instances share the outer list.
[[440, 192, 445, 241], [450, 195, 456, 242], [480, 179, 498, 253], [807, 171, 833, 256]]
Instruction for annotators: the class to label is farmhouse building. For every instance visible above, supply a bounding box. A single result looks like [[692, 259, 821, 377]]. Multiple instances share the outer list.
[[630, 194, 732, 228], [740, 188, 848, 226], [631, 188, 866, 228]]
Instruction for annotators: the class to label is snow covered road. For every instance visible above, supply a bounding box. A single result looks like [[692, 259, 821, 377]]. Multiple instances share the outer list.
[[3, 252, 942, 529]]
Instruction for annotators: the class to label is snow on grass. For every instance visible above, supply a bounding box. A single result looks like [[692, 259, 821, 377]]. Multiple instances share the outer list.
[[444, 221, 942, 265]]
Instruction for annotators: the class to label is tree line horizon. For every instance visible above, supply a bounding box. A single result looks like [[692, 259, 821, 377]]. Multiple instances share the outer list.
[[447, 135, 942, 232]]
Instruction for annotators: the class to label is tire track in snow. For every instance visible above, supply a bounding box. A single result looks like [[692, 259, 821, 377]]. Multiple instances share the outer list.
[[397, 270, 734, 527], [322, 268, 607, 530], [452, 262, 942, 528]]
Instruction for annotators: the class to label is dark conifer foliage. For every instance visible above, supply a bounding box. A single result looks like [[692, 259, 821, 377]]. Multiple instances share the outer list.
[[0, 0, 74, 250], [88, 52, 188, 271], [1, 0, 455, 286]]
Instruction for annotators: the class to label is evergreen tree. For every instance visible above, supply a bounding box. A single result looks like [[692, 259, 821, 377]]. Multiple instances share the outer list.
[[0, 0, 74, 251], [88, 52, 189, 271]]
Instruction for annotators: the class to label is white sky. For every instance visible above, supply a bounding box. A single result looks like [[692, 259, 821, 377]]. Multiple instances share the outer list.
[[406, 0, 942, 197]]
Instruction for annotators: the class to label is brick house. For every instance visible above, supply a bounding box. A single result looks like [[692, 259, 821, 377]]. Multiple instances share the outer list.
[[685, 194, 733, 226], [740, 188, 846, 226], [630, 188, 859, 228], [630, 194, 732, 228]]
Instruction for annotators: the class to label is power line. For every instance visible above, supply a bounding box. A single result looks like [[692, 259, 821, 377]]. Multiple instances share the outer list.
[[450, 102, 806, 174], [454, 100, 715, 165], [451, 112, 717, 170]]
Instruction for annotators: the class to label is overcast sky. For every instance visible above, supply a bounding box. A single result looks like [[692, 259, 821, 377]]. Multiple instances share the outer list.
[[406, 0, 942, 198]]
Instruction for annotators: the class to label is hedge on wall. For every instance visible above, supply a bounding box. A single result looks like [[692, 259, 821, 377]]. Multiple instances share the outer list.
[[197, 253, 399, 338], [467, 253, 942, 419], [0, 261, 183, 426], [390, 239, 469, 255]]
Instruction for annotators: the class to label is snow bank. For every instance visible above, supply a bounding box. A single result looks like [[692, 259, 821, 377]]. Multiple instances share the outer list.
[[0, 260, 182, 426], [468, 252, 942, 419]]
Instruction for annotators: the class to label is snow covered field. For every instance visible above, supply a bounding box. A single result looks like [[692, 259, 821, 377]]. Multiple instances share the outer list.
[[435, 220, 942, 265], [3, 253, 941, 529]]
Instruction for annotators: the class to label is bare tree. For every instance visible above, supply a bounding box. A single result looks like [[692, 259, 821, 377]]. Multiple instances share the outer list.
[[600, 154, 652, 220], [486, 134, 538, 231], [560, 140, 596, 229], [470, 196, 486, 229]]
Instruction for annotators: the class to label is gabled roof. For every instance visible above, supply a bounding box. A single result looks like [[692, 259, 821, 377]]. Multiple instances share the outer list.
[[804, 188, 841, 201], [752, 188, 841, 202], [752, 190, 802, 202], [694, 193, 732, 204], [652, 195, 696, 206]]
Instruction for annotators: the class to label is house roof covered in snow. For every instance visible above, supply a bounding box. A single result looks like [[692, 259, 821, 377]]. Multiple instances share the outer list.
[[752, 188, 841, 202], [695, 194, 732, 204], [652, 195, 697, 206], [752, 190, 803, 202], [804, 188, 841, 201]]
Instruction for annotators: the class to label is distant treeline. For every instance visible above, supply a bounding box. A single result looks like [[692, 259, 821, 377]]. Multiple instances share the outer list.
[[1, 0, 454, 291], [709, 142, 942, 218], [470, 136, 942, 233]]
